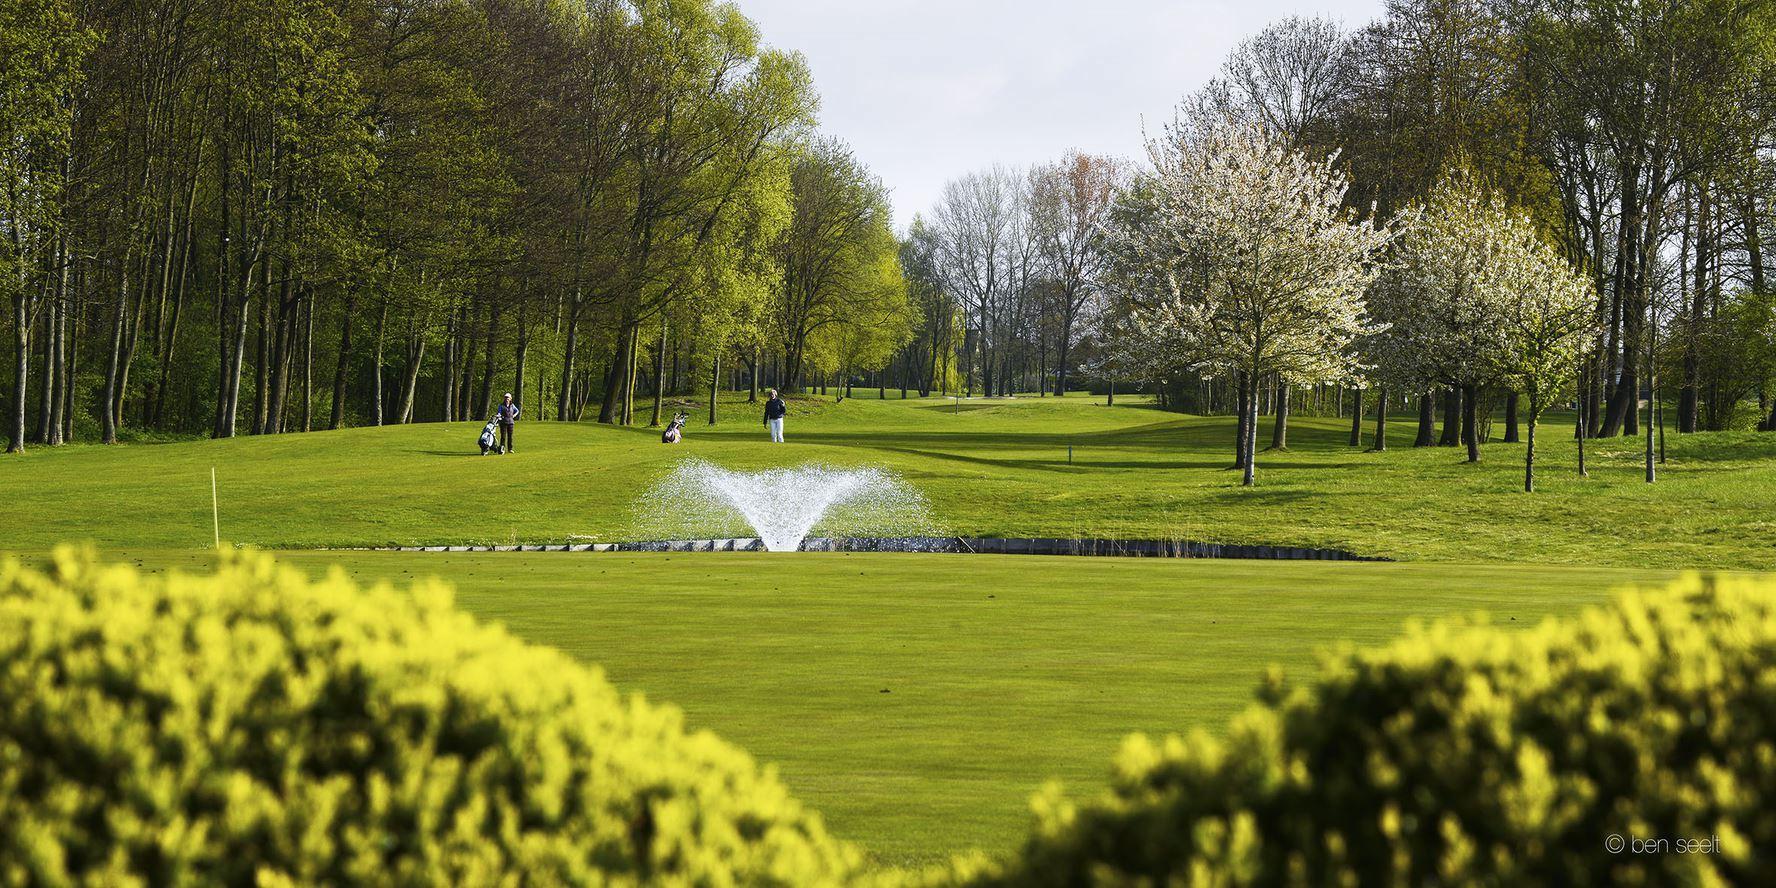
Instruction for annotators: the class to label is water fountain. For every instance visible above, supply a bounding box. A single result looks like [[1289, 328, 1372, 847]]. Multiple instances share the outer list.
[[637, 459, 932, 551]]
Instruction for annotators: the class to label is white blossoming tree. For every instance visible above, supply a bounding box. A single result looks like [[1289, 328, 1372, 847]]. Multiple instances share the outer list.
[[1490, 223, 1597, 492], [1377, 170, 1518, 463], [1374, 168, 1597, 487], [1358, 269, 1440, 451], [1126, 114, 1397, 485]]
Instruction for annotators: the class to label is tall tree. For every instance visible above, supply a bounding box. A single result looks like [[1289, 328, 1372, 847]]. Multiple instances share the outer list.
[[1028, 152, 1124, 396], [1, 0, 89, 453], [776, 138, 901, 392]]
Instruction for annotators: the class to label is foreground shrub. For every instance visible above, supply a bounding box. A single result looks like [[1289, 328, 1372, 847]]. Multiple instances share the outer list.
[[0, 548, 862, 886], [973, 574, 1776, 887]]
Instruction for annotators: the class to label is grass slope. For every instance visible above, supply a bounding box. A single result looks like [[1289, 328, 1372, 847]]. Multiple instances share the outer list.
[[6, 394, 1774, 567]]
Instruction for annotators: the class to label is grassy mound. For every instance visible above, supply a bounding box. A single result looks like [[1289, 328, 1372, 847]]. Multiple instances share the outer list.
[[970, 573, 1776, 886], [0, 548, 861, 885]]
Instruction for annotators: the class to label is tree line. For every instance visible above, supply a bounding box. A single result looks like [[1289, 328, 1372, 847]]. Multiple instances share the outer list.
[[8, 0, 1776, 462], [1, 0, 913, 452], [1209, 0, 1776, 448], [906, 0, 1776, 489]]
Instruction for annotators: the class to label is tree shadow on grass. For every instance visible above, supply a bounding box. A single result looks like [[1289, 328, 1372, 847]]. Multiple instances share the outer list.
[[1203, 486, 1321, 505], [593, 413, 1414, 467], [846, 443, 1367, 475], [916, 404, 1004, 414], [782, 420, 1211, 451]]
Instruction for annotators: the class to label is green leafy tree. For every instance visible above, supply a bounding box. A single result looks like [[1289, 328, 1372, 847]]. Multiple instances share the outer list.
[[776, 138, 903, 392]]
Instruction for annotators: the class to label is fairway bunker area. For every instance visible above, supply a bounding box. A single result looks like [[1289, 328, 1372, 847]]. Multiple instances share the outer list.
[[348, 536, 1385, 561]]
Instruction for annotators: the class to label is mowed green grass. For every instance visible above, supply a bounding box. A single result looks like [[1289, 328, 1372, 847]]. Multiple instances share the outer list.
[[3, 394, 1772, 861], [107, 547, 1685, 864], [4, 393, 1775, 567]]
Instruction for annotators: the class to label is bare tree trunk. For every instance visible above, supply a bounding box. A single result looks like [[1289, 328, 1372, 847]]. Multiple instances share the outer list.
[[222, 290, 253, 438], [44, 271, 64, 445], [1461, 383, 1480, 462], [7, 290, 27, 453], [251, 264, 272, 435], [265, 276, 295, 434], [1242, 371, 1259, 487], [1657, 376, 1666, 464], [1602, 167, 1643, 438], [1269, 383, 1289, 450], [1054, 323, 1071, 396], [1645, 311, 1657, 483], [36, 280, 58, 445], [149, 252, 186, 430], [708, 352, 719, 425], [397, 333, 424, 424], [1585, 348, 1605, 438], [1503, 392, 1520, 443], [1438, 387, 1459, 446], [1577, 367, 1589, 477], [1679, 186, 1706, 434], [594, 311, 629, 424], [1525, 400, 1538, 493], [650, 315, 666, 426], [113, 251, 148, 433], [330, 293, 356, 429], [101, 268, 129, 445], [1373, 387, 1388, 451], [512, 304, 529, 422], [1233, 371, 1250, 469], [457, 304, 476, 420], [300, 291, 312, 432], [566, 296, 589, 421], [478, 299, 500, 420], [1348, 387, 1363, 447], [214, 305, 233, 437], [442, 310, 457, 422], [60, 280, 77, 443], [621, 322, 640, 425], [371, 300, 386, 426], [1415, 392, 1434, 447]]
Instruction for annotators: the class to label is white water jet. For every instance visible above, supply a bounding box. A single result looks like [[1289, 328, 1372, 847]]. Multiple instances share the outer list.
[[637, 459, 932, 551]]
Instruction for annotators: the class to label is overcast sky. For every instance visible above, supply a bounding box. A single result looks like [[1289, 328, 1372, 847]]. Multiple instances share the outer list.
[[737, 0, 1387, 228]]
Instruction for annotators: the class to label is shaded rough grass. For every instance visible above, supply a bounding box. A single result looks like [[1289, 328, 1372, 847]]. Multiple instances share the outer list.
[[7, 394, 1773, 568]]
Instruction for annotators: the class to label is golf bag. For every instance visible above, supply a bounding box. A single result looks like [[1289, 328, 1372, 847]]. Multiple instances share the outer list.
[[479, 419, 500, 455], [662, 412, 688, 444]]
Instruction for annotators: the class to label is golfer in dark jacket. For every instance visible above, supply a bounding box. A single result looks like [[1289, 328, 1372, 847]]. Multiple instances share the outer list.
[[496, 393, 519, 454], [763, 389, 786, 443]]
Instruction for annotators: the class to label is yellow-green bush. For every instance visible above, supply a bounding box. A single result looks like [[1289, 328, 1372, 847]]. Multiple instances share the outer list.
[[0, 548, 862, 886], [972, 574, 1776, 887]]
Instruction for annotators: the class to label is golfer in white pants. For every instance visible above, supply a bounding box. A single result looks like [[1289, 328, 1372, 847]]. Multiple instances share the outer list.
[[764, 388, 787, 443]]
